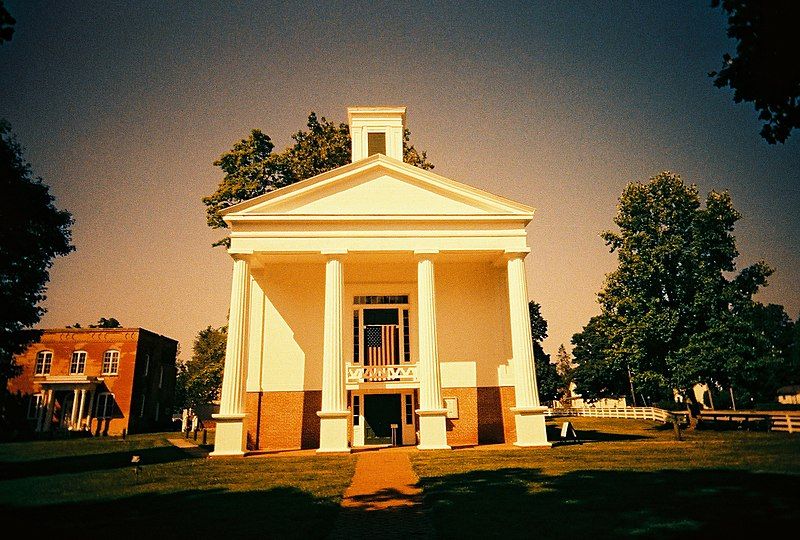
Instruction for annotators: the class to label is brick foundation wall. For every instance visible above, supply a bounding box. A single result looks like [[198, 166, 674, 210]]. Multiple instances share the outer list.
[[442, 387, 478, 446], [244, 390, 322, 451]]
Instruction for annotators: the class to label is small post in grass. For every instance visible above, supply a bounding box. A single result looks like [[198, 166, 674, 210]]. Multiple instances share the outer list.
[[202, 428, 207, 445], [672, 413, 682, 441], [131, 455, 141, 481]]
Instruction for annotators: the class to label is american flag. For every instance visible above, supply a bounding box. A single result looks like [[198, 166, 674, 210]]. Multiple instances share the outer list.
[[366, 324, 397, 366]]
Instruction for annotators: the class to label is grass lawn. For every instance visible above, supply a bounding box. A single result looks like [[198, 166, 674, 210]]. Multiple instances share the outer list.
[[412, 418, 800, 539], [0, 433, 355, 538]]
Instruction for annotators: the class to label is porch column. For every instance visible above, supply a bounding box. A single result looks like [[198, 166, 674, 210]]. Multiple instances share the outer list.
[[43, 389, 56, 432], [506, 249, 550, 447], [317, 251, 350, 453], [415, 251, 450, 450], [77, 389, 87, 430], [211, 256, 251, 456], [85, 390, 96, 434], [36, 389, 51, 432], [70, 388, 80, 430]]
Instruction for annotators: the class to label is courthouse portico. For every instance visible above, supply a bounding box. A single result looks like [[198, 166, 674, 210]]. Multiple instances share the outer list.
[[211, 107, 550, 455]]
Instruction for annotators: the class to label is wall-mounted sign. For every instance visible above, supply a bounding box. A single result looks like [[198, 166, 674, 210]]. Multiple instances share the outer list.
[[444, 397, 459, 419]]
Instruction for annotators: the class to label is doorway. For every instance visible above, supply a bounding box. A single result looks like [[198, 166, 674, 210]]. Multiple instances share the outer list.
[[363, 394, 402, 445]]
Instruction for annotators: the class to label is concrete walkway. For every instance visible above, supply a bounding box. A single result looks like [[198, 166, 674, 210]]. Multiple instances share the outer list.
[[166, 437, 209, 458], [328, 448, 434, 539]]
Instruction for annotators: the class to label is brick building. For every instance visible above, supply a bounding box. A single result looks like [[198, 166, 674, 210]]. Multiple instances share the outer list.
[[8, 328, 178, 435], [211, 107, 551, 455]]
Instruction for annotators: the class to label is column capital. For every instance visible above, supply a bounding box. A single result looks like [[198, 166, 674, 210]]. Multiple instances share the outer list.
[[414, 249, 440, 261], [321, 249, 347, 259], [229, 252, 253, 262], [503, 248, 531, 261]]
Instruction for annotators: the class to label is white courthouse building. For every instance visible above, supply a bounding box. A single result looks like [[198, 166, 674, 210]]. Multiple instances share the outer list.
[[211, 107, 550, 455]]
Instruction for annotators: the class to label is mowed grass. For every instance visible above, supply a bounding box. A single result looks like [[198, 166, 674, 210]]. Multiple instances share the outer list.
[[412, 418, 800, 539], [0, 433, 355, 539]]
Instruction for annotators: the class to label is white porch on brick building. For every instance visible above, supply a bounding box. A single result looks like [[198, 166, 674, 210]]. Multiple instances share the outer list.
[[210, 107, 550, 456]]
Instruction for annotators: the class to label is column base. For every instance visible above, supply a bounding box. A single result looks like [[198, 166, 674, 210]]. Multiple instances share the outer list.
[[511, 406, 551, 447], [209, 413, 246, 457], [317, 410, 351, 453], [416, 409, 451, 450]]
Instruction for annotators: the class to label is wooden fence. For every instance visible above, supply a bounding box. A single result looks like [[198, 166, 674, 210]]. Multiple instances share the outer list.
[[548, 406, 800, 433], [548, 406, 687, 424]]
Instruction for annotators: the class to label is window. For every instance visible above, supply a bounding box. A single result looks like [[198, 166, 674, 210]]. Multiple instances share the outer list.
[[367, 132, 386, 156], [354, 295, 408, 305], [353, 395, 360, 426], [402, 309, 410, 362], [102, 350, 119, 375], [353, 310, 360, 363], [404, 394, 413, 425], [140, 395, 146, 418], [158, 366, 164, 388], [155, 401, 160, 421], [95, 393, 114, 419], [70, 351, 87, 374], [143, 353, 150, 376], [35, 351, 52, 375], [27, 393, 43, 419]]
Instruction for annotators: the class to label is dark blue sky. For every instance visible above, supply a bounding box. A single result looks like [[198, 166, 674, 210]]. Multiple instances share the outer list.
[[2, 1, 798, 352]]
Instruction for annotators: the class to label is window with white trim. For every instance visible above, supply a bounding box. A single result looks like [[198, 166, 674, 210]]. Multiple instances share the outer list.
[[143, 353, 150, 376], [155, 401, 160, 421], [35, 351, 52, 375], [353, 395, 360, 426], [158, 366, 164, 388], [27, 393, 43, 419], [140, 395, 146, 418], [404, 394, 413, 425], [95, 392, 114, 419], [102, 350, 119, 375], [70, 351, 87, 374]]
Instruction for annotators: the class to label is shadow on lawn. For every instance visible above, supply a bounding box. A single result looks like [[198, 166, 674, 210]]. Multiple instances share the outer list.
[[418, 467, 800, 539], [0, 445, 191, 480], [0, 486, 340, 539]]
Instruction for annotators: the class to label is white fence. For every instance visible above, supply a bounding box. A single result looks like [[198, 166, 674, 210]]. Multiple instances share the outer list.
[[548, 406, 800, 433], [548, 406, 685, 424]]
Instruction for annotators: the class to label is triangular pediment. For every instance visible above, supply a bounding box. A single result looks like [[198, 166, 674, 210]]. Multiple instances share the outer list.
[[222, 154, 533, 221]]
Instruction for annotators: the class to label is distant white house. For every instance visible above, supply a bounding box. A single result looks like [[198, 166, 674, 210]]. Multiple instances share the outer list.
[[777, 385, 800, 405]]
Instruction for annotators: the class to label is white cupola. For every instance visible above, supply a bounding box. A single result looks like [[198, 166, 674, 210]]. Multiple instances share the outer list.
[[347, 106, 406, 162]]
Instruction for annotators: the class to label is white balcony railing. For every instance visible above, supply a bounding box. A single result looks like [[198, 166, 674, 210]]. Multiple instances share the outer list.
[[346, 363, 419, 384]]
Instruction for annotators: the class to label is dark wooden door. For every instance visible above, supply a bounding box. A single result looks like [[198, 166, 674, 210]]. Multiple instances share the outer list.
[[364, 394, 401, 445]]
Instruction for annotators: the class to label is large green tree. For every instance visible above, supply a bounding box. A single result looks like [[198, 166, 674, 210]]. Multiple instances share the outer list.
[[710, 0, 800, 144], [0, 121, 74, 385], [572, 171, 785, 413], [529, 301, 560, 405], [175, 326, 227, 410], [0, 1, 14, 44], [203, 112, 434, 247]]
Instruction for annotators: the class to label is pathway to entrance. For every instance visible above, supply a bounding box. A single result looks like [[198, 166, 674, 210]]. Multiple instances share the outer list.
[[328, 448, 434, 539]]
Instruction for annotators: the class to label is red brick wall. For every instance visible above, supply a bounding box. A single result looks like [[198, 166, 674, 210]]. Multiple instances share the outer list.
[[442, 387, 478, 446], [244, 390, 322, 451]]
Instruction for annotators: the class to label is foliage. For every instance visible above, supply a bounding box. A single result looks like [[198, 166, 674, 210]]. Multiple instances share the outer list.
[[203, 112, 434, 247], [554, 344, 574, 401], [88, 317, 122, 328], [0, 121, 74, 384], [175, 326, 227, 410], [710, 1, 800, 143], [572, 171, 788, 407], [0, 1, 14, 44], [529, 301, 560, 404]]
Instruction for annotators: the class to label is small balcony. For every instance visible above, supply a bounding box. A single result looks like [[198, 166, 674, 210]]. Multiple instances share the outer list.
[[346, 363, 419, 386]]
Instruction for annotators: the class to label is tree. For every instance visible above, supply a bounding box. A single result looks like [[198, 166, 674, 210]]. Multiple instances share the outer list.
[[203, 112, 434, 247], [571, 171, 779, 417], [175, 326, 227, 410], [0, 1, 14, 44], [0, 121, 74, 385], [554, 344, 575, 402], [528, 301, 560, 404], [89, 317, 122, 328], [710, 1, 800, 144]]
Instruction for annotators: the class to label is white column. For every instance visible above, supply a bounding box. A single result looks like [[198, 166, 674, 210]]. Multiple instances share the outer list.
[[43, 390, 56, 432], [70, 389, 80, 430], [36, 389, 50, 432], [211, 256, 251, 456], [415, 251, 450, 450], [86, 390, 96, 434], [77, 389, 87, 430], [506, 250, 550, 447], [317, 251, 350, 453]]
